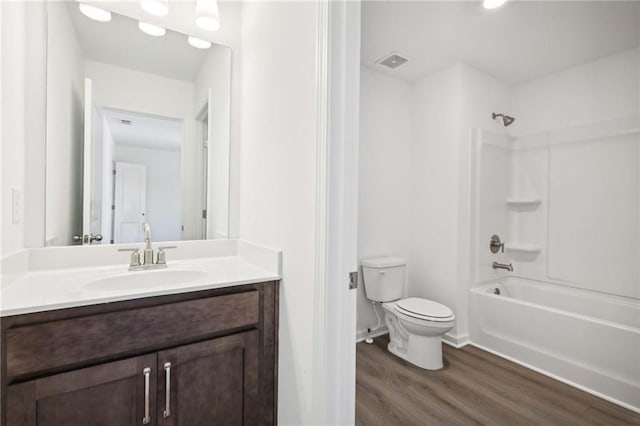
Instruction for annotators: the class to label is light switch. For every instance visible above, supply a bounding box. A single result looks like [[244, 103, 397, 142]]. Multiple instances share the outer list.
[[11, 188, 23, 224]]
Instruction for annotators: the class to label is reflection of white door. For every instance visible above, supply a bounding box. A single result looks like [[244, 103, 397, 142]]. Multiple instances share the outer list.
[[113, 162, 146, 243]]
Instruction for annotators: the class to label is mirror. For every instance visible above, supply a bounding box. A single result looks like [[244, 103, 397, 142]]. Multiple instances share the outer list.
[[44, 2, 231, 246]]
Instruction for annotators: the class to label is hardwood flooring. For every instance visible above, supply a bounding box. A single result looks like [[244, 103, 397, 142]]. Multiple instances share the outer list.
[[356, 336, 640, 426]]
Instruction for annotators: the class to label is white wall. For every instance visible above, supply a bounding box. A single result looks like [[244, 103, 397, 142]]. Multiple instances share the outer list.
[[239, 2, 318, 424], [85, 60, 195, 121], [44, 3, 85, 246], [357, 67, 412, 336], [113, 145, 182, 243], [498, 48, 640, 299], [456, 64, 511, 339], [1, 2, 27, 256], [511, 48, 639, 137], [358, 63, 510, 341], [194, 46, 232, 240], [409, 65, 462, 334]]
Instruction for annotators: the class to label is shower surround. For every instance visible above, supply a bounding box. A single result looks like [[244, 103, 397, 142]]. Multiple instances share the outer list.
[[469, 115, 640, 411]]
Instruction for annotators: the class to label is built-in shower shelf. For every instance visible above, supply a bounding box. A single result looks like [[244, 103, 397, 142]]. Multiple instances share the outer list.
[[505, 243, 542, 253], [505, 198, 543, 208]]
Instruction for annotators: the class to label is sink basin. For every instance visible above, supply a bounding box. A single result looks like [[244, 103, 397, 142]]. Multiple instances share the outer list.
[[84, 269, 208, 293]]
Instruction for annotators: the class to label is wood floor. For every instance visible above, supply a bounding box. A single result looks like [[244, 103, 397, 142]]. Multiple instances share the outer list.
[[356, 336, 640, 426]]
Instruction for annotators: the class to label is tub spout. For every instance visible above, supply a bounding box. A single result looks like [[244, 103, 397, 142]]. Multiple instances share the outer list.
[[492, 262, 513, 272]]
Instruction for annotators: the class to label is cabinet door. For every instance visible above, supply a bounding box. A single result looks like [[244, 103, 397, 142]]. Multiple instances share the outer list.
[[157, 331, 259, 426], [7, 354, 157, 426]]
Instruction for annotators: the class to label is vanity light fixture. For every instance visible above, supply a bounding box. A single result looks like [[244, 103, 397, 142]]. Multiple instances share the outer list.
[[138, 21, 166, 37], [483, 0, 508, 9], [78, 2, 112, 22], [188, 36, 212, 49], [195, 0, 220, 31], [141, 0, 169, 16]]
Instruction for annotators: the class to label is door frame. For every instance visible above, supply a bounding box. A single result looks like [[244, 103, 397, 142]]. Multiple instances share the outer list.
[[312, 1, 361, 424]]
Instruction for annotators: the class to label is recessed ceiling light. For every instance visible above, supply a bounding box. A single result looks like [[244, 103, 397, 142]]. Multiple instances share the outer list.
[[188, 36, 212, 49], [78, 3, 112, 22], [483, 0, 507, 9], [140, 0, 169, 16], [196, 0, 220, 31], [138, 21, 166, 37]]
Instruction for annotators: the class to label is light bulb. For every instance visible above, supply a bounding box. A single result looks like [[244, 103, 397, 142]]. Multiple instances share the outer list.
[[78, 3, 112, 22], [138, 21, 166, 37], [483, 0, 507, 9], [188, 36, 212, 49], [195, 0, 220, 31]]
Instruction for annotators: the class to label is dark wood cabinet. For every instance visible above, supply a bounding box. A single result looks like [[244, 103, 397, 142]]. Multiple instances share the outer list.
[[7, 354, 156, 426], [1, 281, 278, 426], [158, 331, 259, 426]]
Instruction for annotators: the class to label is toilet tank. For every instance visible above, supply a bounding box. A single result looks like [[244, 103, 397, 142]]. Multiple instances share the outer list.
[[361, 257, 406, 302]]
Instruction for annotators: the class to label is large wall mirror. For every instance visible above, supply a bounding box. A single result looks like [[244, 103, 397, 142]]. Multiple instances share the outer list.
[[45, 2, 231, 246]]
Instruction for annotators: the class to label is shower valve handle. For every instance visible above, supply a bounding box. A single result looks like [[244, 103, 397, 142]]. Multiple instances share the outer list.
[[490, 235, 505, 253]]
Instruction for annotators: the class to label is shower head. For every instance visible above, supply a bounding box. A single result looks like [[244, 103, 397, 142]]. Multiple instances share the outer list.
[[492, 112, 515, 127]]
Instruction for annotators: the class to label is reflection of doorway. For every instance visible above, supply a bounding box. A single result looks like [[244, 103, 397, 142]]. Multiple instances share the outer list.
[[100, 109, 183, 243], [113, 162, 146, 243]]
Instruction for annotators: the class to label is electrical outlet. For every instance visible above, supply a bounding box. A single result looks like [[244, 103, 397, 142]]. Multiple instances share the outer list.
[[11, 188, 23, 224]]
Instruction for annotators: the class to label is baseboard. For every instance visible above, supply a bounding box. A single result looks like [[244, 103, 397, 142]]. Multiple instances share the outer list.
[[443, 332, 470, 348], [469, 341, 640, 414], [356, 326, 389, 343]]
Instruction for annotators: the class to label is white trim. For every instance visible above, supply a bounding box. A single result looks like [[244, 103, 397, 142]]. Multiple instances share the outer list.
[[82, 78, 93, 238], [470, 342, 640, 414], [312, 0, 361, 424], [311, 0, 330, 423], [442, 332, 470, 348]]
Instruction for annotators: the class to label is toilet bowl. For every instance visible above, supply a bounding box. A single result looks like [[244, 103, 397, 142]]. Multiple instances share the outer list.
[[361, 257, 455, 370], [382, 298, 454, 370]]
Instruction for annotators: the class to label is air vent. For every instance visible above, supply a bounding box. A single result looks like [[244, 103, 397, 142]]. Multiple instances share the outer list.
[[377, 53, 409, 69], [120, 119, 132, 125]]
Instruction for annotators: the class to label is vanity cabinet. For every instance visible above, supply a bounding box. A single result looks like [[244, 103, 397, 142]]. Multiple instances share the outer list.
[[7, 353, 157, 426], [1, 281, 278, 426]]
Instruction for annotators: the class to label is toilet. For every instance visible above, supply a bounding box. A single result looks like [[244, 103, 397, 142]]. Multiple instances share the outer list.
[[361, 257, 455, 370]]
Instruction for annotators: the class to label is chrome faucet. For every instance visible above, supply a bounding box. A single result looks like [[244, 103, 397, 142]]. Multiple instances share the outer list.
[[492, 262, 514, 272], [143, 222, 154, 266], [118, 223, 176, 271]]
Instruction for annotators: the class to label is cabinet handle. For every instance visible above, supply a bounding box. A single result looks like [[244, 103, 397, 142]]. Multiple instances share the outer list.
[[142, 367, 151, 425], [163, 362, 172, 418]]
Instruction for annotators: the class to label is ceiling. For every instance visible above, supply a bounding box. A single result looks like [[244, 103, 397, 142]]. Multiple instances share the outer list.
[[66, 2, 215, 81], [362, 1, 640, 84], [104, 109, 182, 151]]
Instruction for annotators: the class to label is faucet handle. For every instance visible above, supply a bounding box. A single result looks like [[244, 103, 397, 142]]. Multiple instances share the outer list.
[[156, 246, 177, 265], [118, 248, 141, 267]]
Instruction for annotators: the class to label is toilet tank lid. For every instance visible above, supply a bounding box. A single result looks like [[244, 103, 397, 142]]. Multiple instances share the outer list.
[[361, 257, 407, 268]]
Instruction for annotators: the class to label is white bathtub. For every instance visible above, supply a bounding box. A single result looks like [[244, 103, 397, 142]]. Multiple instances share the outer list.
[[470, 277, 640, 412]]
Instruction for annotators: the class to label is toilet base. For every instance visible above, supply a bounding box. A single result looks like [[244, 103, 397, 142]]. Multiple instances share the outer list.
[[387, 335, 444, 370], [384, 308, 448, 370]]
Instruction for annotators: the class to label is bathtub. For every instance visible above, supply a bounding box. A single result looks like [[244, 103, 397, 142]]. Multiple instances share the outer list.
[[469, 277, 640, 412]]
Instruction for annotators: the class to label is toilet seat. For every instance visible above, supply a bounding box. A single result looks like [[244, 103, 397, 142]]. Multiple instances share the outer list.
[[395, 297, 455, 322]]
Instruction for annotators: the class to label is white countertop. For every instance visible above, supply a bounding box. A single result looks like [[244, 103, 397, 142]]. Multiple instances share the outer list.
[[0, 240, 282, 317]]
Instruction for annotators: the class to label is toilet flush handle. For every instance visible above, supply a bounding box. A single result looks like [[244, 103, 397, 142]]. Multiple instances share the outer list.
[[378, 270, 386, 275]]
